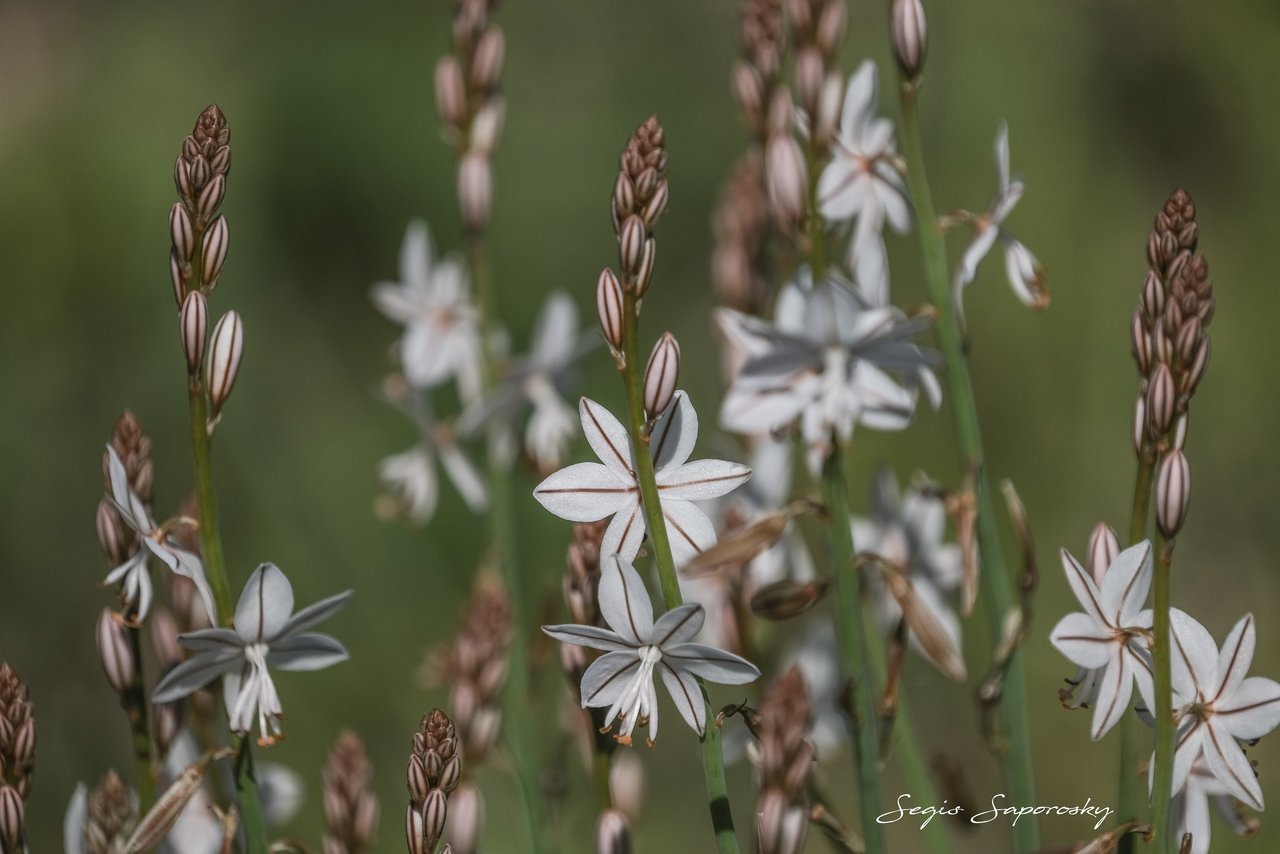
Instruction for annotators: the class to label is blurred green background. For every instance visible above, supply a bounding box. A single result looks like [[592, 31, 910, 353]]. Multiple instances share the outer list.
[[2, 0, 1279, 850]]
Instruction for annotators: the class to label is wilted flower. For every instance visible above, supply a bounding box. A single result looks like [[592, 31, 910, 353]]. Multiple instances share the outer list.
[[542, 556, 760, 745], [152, 564, 353, 745], [533, 393, 751, 568]]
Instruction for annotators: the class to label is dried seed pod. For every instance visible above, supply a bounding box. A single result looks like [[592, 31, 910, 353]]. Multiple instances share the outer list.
[[750, 579, 830, 620], [206, 310, 245, 413], [180, 290, 208, 376], [1086, 523, 1120, 583], [1156, 450, 1190, 538], [595, 808, 631, 854], [123, 762, 207, 853], [96, 609, 135, 696], [596, 269, 624, 349], [891, 0, 927, 78], [643, 333, 680, 417]]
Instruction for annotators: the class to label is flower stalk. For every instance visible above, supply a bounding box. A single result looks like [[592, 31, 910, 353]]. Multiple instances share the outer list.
[[896, 83, 1039, 850], [1150, 532, 1175, 850], [124, 627, 157, 814]]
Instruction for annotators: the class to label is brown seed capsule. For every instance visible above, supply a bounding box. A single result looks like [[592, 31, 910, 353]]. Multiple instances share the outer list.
[[1156, 450, 1190, 538], [1146, 363, 1175, 438], [96, 609, 134, 696], [1086, 523, 1120, 583], [181, 290, 208, 376], [643, 333, 681, 417], [891, 0, 928, 78], [200, 215, 229, 287], [169, 203, 194, 263], [596, 808, 632, 854], [750, 579, 830, 620], [206, 310, 244, 413]]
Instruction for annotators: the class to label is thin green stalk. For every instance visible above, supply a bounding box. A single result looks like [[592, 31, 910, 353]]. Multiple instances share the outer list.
[[1150, 533, 1175, 851], [592, 749, 614, 813], [124, 626, 157, 814], [465, 236, 550, 854], [824, 450, 886, 854], [1117, 455, 1154, 853], [897, 84, 1039, 851], [618, 287, 741, 854]]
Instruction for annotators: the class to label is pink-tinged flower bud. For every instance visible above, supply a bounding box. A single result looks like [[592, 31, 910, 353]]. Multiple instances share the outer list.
[[206, 310, 245, 413], [1152, 323, 1171, 366], [1130, 312, 1151, 374], [766, 89, 793, 137], [96, 499, 130, 564], [891, 0, 927, 78], [422, 789, 448, 850], [181, 290, 208, 376], [642, 179, 669, 229], [618, 215, 647, 282], [174, 155, 193, 200], [435, 57, 466, 128], [608, 751, 644, 821], [634, 238, 657, 298], [643, 333, 680, 416], [404, 803, 426, 854], [458, 152, 493, 233], [731, 63, 764, 123], [596, 808, 631, 854], [612, 173, 636, 230], [1132, 395, 1146, 454], [470, 98, 505, 156], [813, 73, 843, 149], [188, 155, 211, 192], [1181, 337, 1210, 395], [1086, 523, 1120, 583], [793, 48, 823, 114], [815, 0, 847, 55], [169, 203, 194, 262], [765, 134, 807, 228], [438, 753, 461, 795], [170, 247, 187, 307], [444, 782, 481, 853], [407, 754, 429, 804], [1172, 414, 1188, 450], [1175, 316, 1201, 363], [1156, 450, 1190, 538], [596, 268, 624, 348], [210, 144, 231, 176], [96, 609, 135, 696], [1146, 363, 1175, 438], [471, 28, 506, 91], [200, 215, 229, 287], [153, 697, 183, 754], [0, 785, 24, 851], [1142, 271, 1164, 319], [195, 173, 225, 223]]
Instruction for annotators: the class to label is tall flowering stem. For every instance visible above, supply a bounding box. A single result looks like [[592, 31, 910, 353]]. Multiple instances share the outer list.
[[1150, 533, 1175, 848], [896, 85, 1039, 850]]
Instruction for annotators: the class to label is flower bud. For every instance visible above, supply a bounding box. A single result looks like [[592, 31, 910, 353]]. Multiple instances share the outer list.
[[180, 290, 208, 376], [643, 333, 680, 416], [793, 48, 823, 115], [812, 73, 843, 149], [188, 155, 211, 192], [470, 28, 506, 91], [815, 0, 847, 55], [458, 152, 493, 233], [1145, 363, 1175, 438], [174, 155, 193, 200], [1172, 413, 1188, 451], [1142, 271, 1165, 319], [210, 144, 231, 176], [470, 98, 505, 156], [750, 579, 830, 620], [206, 310, 244, 414], [891, 0, 927, 78], [609, 751, 644, 821], [423, 788, 448, 851], [96, 499, 130, 564], [407, 754, 429, 804], [438, 753, 461, 795], [1086, 523, 1120, 583], [1156, 450, 1190, 538], [765, 134, 807, 228], [596, 808, 631, 854], [618, 215, 647, 282], [96, 609, 135, 696], [731, 63, 764, 125], [0, 785, 24, 851], [200, 215, 229, 287], [195, 173, 225, 223], [404, 804, 426, 854], [596, 268, 624, 349], [641, 179, 669, 229], [169, 247, 187, 307], [1181, 337, 1210, 395], [169, 203, 194, 262], [612, 173, 636, 230], [1132, 395, 1146, 454], [1130, 312, 1151, 375], [444, 782, 481, 854], [435, 57, 466, 128], [634, 238, 657, 298]]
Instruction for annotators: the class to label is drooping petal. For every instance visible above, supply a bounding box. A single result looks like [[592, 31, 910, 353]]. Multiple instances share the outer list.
[[1099, 541, 1152, 626], [1059, 549, 1109, 626], [177, 628, 243, 654], [659, 661, 706, 736], [267, 633, 350, 671], [663, 642, 761, 684], [532, 462, 633, 522], [541, 624, 632, 653], [579, 397, 635, 479], [438, 442, 489, 512], [661, 500, 720, 570], [1003, 240, 1047, 308], [1201, 721, 1264, 810], [954, 227, 1000, 290], [656, 459, 752, 501], [151, 650, 240, 704], [598, 556, 655, 645], [234, 564, 295, 644], [652, 604, 705, 647], [1170, 608, 1220, 702], [1089, 648, 1133, 741], [1215, 676, 1280, 741], [279, 590, 354, 638], [600, 501, 647, 563], [1049, 612, 1113, 670], [580, 651, 642, 708], [1212, 613, 1256, 703], [649, 392, 699, 471]]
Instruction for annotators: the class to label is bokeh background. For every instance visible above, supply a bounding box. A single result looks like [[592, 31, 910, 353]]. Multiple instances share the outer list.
[[2, 0, 1279, 850]]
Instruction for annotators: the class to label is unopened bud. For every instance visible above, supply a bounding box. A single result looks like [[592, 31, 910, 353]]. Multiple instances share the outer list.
[[609, 751, 644, 821], [1181, 337, 1210, 395], [407, 754, 429, 804], [731, 63, 765, 126], [404, 804, 426, 854], [181, 290, 208, 376], [471, 28, 506, 91], [210, 144, 231, 176], [169, 203, 194, 262], [470, 98, 505, 155], [174, 156, 193, 201], [206, 310, 245, 413], [641, 179, 669, 229], [195, 173, 225, 223], [596, 269, 624, 349], [765, 134, 807, 228], [0, 785, 23, 851], [200, 216, 229, 287], [1156, 450, 1190, 538], [793, 48, 823, 114], [596, 808, 631, 854], [438, 753, 461, 795], [1130, 312, 1151, 374], [1172, 414, 1188, 451], [97, 499, 130, 564], [813, 73, 843, 149], [1146, 363, 1175, 438], [435, 57, 466, 128], [635, 238, 657, 298], [458, 152, 493, 233], [643, 333, 680, 416], [815, 0, 847, 55], [1132, 395, 1146, 454], [444, 782, 481, 854], [1086, 523, 1120, 583], [618, 215, 647, 282], [1175, 316, 1201, 364], [750, 579, 830, 620], [1142, 271, 1165, 320], [170, 247, 187, 307], [96, 609, 135, 695], [188, 155, 211, 192], [891, 0, 927, 78], [422, 789, 448, 850]]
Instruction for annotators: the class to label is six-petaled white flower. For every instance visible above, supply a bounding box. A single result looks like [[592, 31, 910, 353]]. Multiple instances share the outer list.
[[542, 555, 760, 745], [104, 446, 215, 624], [1172, 754, 1259, 854], [1049, 541, 1156, 740], [152, 563, 353, 745], [377, 388, 487, 525], [533, 393, 751, 568]]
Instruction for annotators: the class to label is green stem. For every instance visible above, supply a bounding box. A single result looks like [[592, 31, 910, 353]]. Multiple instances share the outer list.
[[897, 83, 1039, 851], [233, 736, 268, 850], [823, 450, 886, 854], [465, 236, 550, 854], [124, 626, 157, 814], [619, 286, 741, 854], [1117, 454, 1154, 852], [592, 749, 614, 813], [1150, 533, 1175, 851]]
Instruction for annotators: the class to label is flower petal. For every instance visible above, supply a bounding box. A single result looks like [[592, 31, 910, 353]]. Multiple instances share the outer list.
[[1089, 648, 1133, 741], [279, 590, 354, 638], [1169, 723, 1205, 798], [652, 604, 705, 647], [1202, 721, 1264, 810], [656, 459, 752, 501], [151, 650, 239, 704], [439, 442, 489, 512], [1212, 613, 1256, 704], [1049, 612, 1113, 670], [530, 291, 579, 369], [533, 463, 633, 522], [663, 642, 761, 685], [63, 783, 88, 854], [234, 563, 295, 644], [1099, 541, 1152, 626], [598, 556, 655, 645], [177, 628, 243, 653], [659, 661, 706, 736], [267, 632, 349, 671], [661, 500, 719, 570], [1170, 608, 1220, 702], [649, 391, 699, 471], [541, 624, 631, 652], [1216, 676, 1280, 741], [579, 397, 635, 479], [1059, 548, 1108, 626], [600, 501, 647, 563], [580, 650, 642, 708]]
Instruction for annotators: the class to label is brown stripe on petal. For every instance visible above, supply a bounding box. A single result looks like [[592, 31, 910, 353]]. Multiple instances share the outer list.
[[657, 472, 747, 491], [1211, 615, 1253, 705], [660, 662, 702, 735], [587, 658, 642, 704], [655, 607, 699, 647], [584, 403, 634, 476]]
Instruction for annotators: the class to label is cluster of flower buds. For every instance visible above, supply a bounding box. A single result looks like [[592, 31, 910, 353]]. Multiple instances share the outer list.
[[731, 0, 784, 139], [753, 666, 815, 854], [96, 412, 152, 577], [610, 117, 668, 298], [711, 152, 771, 314], [0, 664, 35, 852], [1131, 189, 1213, 537], [323, 730, 380, 854], [438, 579, 510, 765], [890, 0, 928, 81], [436, 0, 505, 233], [82, 771, 138, 853], [406, 709, 462, 854]]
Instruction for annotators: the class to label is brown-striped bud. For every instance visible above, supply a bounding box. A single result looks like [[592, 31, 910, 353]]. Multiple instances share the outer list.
[[407, 754, 429, 804], [596, 268, 624, 349], [200, 216, 229, 287], [174, 155, 193, 201], [0, 785, 23, 851], [96, 499, 131, 565], [1172, 414, 1189, 451], [643, 333, 680, 416], [187, 155, 211, 192], [641, 179, 669, 229], [169, 203, 194, 262], [1182, 337, 1210, 395], [181, 290, 208, 376], [612, 173, 636, 229], [206, 310, 244, 413], [169, 247, 187, 307], [793, 48, 823, 115], [634, 238, 657, 298], [1142, 271, 1164, 320], [596, 808, 631, 854], [435, 57, 467, 128], [815, 0, 847, 55], [618, 215, 647, 282], [1146, 363, 1175, 438], [1130, 311, 1151, 374], [470, 28, 505, 91], [891, 0, 927, 78], [404, 804, 426, 854], [1175, 316, 1202, 363], [1156, 450, 1190, 538], [812, 73, 843, 149], [422, 788, 448, 851], [1132, 395, 1146, 454], [210, 144, 231, 176], [765, 134, 807, 228], [96, 609, 134, 696], [458, 152, 493, 233], [195, 173, 225, 222], [1086, 523, 1120, 583]]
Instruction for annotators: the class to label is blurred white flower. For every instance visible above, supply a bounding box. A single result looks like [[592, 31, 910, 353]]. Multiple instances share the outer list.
[[377, 391, 487, 525]]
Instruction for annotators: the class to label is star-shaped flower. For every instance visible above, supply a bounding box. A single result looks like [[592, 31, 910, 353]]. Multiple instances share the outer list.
[[717, 270, 939, 474], [1049, 541, 1156, 740], [152, 563, 353, 745], [1172, 755, 1260, 854], [1159, 610, 1280, 810], [104, 446, 215, 624], [542, 555, 760, 745], [533, 393, 751, 568], [371, 221, 482, 397]]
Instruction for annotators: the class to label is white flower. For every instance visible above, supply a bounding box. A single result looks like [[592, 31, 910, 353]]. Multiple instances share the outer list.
[[1049, 541, 1156, 740], [533, 393, 751, 568], [1157, 610, 1280, 810], [152, 564, 353, 745], [542, 556, 760, 744], [853, 470, 964, 678], [371, 221, 482, 396], [1172, 755, 1259, 854], [953, 122, 1047, 313], [717, 270, 940, 474], [377, 394, 487, 525], [104, 446, 215, 624]]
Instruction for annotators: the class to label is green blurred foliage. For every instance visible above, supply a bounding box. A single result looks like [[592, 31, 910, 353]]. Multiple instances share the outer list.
[[1, 0, 1279, 850]]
